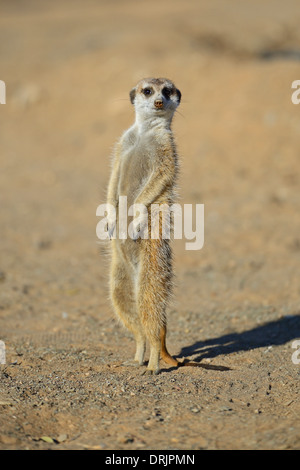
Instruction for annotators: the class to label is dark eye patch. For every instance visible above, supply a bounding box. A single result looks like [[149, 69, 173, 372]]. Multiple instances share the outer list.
[[162, 87, 173, 99]]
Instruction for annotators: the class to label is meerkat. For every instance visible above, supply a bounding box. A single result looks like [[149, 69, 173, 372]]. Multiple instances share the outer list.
[[106, 78, 229, 375], [105, 77, 181, 375]]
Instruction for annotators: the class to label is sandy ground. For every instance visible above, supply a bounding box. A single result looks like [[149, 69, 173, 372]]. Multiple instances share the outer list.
[[0, 0, 300, 450]]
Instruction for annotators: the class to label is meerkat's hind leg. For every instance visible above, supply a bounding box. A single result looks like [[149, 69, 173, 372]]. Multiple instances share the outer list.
[[138, 240, 173, 375], [133, 331, 146, 366], [138, 299, 162, 375], [143, 338, 161, 375], [142, 326, 177, 375], [110, 253, 146, 367], [122, 333, 146, 368]]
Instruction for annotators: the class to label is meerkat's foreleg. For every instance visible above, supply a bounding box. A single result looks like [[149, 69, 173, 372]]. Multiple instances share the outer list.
[[110, 248, 146, 366], [106, 144, 121, 237], [134, 157, 176, 209]]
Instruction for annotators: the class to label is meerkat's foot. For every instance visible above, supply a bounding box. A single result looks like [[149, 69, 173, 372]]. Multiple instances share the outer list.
[[141, 368, 160, 376], [122, 359, 145, 368]]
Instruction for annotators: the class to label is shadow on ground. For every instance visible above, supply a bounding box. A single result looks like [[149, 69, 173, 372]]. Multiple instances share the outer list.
[[178, 315, 300, 361]]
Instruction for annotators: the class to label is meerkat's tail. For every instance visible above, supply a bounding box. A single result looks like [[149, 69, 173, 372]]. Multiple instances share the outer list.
[[160, 327, 231, 371], [160, 326, 179, 367]]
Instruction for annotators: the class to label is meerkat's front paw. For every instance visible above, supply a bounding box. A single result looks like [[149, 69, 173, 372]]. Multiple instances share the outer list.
[[130, 220, 148, 241], [131, 222, 141, 241]]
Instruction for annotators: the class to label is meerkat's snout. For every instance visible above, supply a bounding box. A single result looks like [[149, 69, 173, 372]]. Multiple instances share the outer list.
[[154, 99, 163, 109]]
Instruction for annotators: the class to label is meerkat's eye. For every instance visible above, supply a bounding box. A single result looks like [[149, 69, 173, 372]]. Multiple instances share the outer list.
[[162, 87, 172, 99], [142, 87, 153, 96]]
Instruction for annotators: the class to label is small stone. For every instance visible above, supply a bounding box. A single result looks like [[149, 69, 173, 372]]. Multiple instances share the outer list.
[[56, 434, 67, 443], [190, 407, 200, 413]]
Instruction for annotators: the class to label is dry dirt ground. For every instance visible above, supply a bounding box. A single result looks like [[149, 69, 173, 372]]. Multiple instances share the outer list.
[[0, 0, 300, 450]]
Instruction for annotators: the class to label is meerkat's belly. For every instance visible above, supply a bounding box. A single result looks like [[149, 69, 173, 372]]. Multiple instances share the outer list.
[[118, 145, 153, 207]]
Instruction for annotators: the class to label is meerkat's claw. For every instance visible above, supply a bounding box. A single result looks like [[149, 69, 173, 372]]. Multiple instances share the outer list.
[[132, 233, 140, 242], [131, 223, 142, 241]]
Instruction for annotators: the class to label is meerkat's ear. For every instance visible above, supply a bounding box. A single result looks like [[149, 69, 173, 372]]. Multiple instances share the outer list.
[[176, 88, 182, 104], [129, 87, 136, 104]]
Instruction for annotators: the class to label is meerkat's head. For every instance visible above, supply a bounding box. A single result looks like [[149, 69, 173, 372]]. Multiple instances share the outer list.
[[129, 78, 181, 126]]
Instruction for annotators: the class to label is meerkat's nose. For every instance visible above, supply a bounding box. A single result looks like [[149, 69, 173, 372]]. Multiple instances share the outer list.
[[154, 99, 163, 109]]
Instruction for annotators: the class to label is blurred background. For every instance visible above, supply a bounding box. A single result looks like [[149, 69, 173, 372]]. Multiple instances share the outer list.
[[1, 0, 300, 337], [1, 0, 300, 450], [1, 0, 300, 318]]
